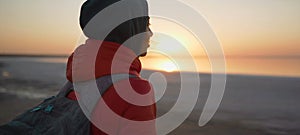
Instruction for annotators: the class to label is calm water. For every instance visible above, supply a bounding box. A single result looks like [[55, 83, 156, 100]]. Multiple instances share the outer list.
[[1, 56, 299, 77], [142, 57, 300, 77]]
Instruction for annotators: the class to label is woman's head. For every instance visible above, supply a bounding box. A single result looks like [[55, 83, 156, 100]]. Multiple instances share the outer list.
[[80, 0, 152, 56]]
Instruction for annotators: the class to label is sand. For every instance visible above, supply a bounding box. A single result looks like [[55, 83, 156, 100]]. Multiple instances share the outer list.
[[0, 93, 41, 125]]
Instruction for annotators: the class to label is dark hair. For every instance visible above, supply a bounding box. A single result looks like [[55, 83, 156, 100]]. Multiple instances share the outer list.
[[104, 17, 149, 45]]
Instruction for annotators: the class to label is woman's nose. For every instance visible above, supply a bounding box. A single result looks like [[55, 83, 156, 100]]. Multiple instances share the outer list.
[[149, 28, 153, 37]]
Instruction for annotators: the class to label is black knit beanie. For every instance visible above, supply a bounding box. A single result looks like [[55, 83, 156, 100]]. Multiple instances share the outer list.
[[79, 0, 149, 44], [79, 0, 120, 31]]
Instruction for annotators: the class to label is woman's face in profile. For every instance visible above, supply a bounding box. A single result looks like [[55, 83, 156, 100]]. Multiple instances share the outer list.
[[139, 24, 153, 57]]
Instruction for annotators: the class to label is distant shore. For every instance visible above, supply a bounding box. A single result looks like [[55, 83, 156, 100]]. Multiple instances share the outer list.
[[0, 54, 68, 58]]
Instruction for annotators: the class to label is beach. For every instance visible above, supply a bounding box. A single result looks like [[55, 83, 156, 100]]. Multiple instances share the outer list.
[[0, 57, 65, 125], [142, 70, 300, 135], [0, 57, 300, 135]]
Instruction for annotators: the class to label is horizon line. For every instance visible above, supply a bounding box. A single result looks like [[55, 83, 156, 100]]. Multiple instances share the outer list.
[[0, 53, 300, 59]]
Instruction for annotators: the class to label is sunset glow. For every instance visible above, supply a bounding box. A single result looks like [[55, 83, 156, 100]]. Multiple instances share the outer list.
[[160, 61, 178, 73], [1, 0, 299, 56], [0, 0, 300, 76]]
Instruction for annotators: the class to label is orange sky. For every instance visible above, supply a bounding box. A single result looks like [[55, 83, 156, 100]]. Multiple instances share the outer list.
[[0, 0, 300, 57]]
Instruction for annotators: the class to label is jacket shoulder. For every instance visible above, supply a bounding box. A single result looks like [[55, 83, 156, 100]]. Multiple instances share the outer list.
[[128, 77, 152, 95]]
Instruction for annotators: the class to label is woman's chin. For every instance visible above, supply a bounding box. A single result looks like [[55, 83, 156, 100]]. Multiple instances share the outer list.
[[139, 52, 147, 57]]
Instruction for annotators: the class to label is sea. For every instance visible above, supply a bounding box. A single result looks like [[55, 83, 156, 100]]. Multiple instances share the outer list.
[[0, 56, 299, 97]]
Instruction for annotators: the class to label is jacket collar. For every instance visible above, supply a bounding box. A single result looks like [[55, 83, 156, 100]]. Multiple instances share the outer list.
[[66, 39, 141, 82]]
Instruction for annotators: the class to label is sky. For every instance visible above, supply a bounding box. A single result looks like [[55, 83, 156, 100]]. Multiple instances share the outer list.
[[0, 0, 300, 57]]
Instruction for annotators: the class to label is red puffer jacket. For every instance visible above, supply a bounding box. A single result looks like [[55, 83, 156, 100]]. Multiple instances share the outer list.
[[66, 39, 156, 135]]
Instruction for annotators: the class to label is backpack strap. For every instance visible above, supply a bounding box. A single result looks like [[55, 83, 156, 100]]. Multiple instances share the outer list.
[[56, 81, 73, 98], [96, 74, 138, 95], [57, 74, 138, 98]]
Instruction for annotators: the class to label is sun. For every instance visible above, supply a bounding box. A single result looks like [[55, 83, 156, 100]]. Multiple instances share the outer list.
[[161, 61, 178, 72]]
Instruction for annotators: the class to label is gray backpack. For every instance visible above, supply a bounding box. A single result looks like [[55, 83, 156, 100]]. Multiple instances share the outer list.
[[0, 74, 137, 135]]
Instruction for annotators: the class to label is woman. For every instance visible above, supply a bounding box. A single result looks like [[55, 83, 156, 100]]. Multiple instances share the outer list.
[[67, 0, 156, 134], [0, 0, 155, 134]]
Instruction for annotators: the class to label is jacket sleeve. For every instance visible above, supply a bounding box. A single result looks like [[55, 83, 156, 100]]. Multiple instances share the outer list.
[[118, 79, 157, 135], [118, 103, 156, 135]]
